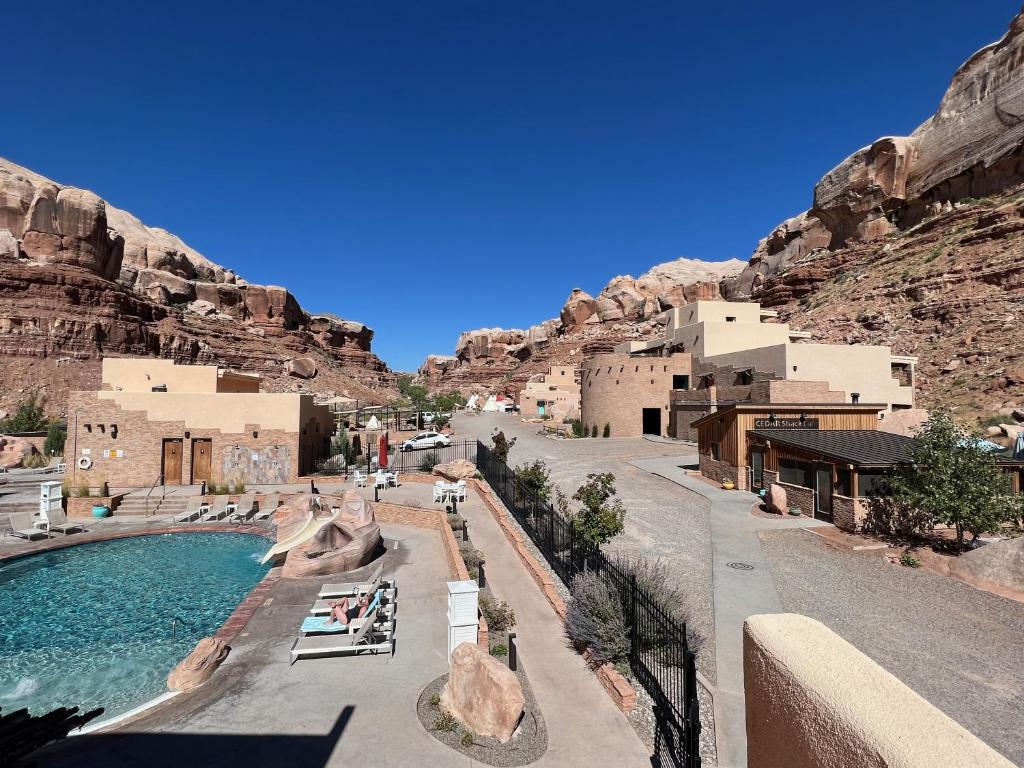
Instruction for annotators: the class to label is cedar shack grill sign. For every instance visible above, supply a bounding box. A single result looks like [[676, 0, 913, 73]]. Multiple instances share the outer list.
[[753, 414, 820, 430]]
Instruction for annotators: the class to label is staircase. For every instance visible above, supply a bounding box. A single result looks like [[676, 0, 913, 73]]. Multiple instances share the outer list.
[[114, 489, 194, 518]]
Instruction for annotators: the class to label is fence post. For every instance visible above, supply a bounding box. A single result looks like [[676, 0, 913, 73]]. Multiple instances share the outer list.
[[629, 573, 638, 667]]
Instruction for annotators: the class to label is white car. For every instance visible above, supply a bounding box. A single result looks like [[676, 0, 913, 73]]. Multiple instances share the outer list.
[[400, 431, 451, 452]]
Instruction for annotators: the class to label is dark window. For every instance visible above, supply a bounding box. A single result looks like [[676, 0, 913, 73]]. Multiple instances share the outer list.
[[672, 374, 690, 390], [710, 442, 721, 461], [858, 470, 892, 497], [151, 385, 168, 392], [734, 370, 753, 385], [779, 458, 813, 488], [836, 467, 853, 497], [726, 316, 736, 322]]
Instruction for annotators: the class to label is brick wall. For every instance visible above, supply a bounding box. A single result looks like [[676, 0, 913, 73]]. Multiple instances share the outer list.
[[580, 352, 691, 438]]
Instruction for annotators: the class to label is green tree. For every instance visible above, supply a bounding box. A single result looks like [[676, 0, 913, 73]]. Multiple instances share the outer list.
[[887, 410, 1021, 550], [491, 430, 517, 463], [435, 391, 466, 414], [405, 384, 430, 410], [44, 422, 66, 457], [514, 459, 551, 502], [0, 392, 48, 433], [568, 472, 625, 546], [395, 374, 415, 396]]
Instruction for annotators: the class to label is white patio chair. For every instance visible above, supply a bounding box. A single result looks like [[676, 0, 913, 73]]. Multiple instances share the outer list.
[[432, 482, 445, 504], [353, 471, 368, 488], [454, 480, 467, 502], [374, 472, 388, 490]]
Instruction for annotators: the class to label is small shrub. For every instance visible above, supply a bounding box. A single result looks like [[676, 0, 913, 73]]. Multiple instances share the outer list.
[[23, 452, 47, 469], [899, 551, 922, 568], [433, 711, 457, 732], [461, 731, 475, 747], [602, 423, 611, 438], [590, 424, 598, 438], [44, 422, 66, 457], [490, 643, 508, 657], [565, 570, 630, 665], [447, 513, 464, 531], [429, 693, 440, 707], [231, 479, 246, 494], [491, 431, 517, 463], [419, 452, 441, 472], [569, 472, 626, 546], [459, 544, 484, 572], [513, 459, 551, 502], [0, 391, 48, 433], [569, 419, 585, 438], [900, 269, 911, 282], [75, 481, 91, 498], [479, 594, 516, 632]]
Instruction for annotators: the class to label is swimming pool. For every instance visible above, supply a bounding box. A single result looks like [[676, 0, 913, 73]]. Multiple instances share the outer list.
[[0, 533, 270, 724]]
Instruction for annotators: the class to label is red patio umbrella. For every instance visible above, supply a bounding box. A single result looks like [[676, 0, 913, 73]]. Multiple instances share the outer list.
[[378, 432, 389, 470]]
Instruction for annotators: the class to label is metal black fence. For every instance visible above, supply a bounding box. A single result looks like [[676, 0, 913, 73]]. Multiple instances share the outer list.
[[477, 441, 701, 768]]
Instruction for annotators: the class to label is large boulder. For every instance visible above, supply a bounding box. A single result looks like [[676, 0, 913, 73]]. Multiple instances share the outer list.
[[0, 435, 41, 469], [167, 637, 230, 692], [767, 483, 788, 515], [440, 642, 525, 743], [948, 537, 1024, 600], [433, 459, 477, 482], [284, 356, 318, 379], [280, 492, 382, 578]]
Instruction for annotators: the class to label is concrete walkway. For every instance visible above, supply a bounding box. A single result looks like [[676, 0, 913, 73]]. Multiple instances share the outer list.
[[455, 491, 652, 766], [630, 456, 827, 768]]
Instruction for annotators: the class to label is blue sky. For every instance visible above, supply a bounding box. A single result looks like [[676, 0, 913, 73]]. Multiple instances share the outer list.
[[5, 1, 1019, 370]]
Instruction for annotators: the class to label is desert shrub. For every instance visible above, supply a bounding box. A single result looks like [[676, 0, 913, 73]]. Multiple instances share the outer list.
[[429, 693, 440, 707], [23, 452, 47, 469], [602, 423, 611, 438], [899, 551, 922, 568], [568, 473, 625, 546], [459, 544, 484, 572], [0, 392, 48, 433], [419, 452, 441, 472], [478, 594, 516, 633], [433, 711, 457, 732], [490, 643, 508, 657], [513, 459, 551, 502], [610, 553, 705, 654], [591, 424, 598, 438], [433, 413, 451, 430], [565, 570, 630, 665], [569, 419, 585, 438], [461, 731, 475, 747], [44, 422, 66, 457], [231, 479, 246, 494], [75, 481, 91, 498], [490, 430, 516, 463], [447, 513, 464, 531]]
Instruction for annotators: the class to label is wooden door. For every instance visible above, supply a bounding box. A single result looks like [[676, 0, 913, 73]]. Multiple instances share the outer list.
[[162, 439, 183, 485], [191, 439, 212, 484], [814, 464, 833, 523]]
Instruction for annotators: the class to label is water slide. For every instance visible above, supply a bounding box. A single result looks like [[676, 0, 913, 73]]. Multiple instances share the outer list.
[[260, 506, 340, 564]]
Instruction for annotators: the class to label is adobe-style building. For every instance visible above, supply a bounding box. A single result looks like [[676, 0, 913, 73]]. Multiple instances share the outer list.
[[68, 358, 334, 488], [518, 365, 581, 422], [580, 300, 916, 438]]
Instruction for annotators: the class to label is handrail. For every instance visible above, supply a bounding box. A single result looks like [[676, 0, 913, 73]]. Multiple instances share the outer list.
[[144, 474, 165, 516]]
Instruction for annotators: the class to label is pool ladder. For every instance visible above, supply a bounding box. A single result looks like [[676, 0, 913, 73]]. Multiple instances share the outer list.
[[170, 615, 188, 639]]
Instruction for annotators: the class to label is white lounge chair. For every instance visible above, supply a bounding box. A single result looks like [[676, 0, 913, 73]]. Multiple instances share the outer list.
[[227, 493, 257, 524], [352, 471, 368, 488], [37, 508, 85, 535], [302, 590, 394, 633], [201, 496, 230, 521], [174, 497, 204, 523], [318, 563, 389, 598], [253, 493, 281, 521], [289, 607, 392, 664], [310, 594, 395, 617], [7, 513, 48, 541]]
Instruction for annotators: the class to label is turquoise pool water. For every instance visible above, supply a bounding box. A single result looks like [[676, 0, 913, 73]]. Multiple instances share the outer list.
[[0, 533, 270, 723]]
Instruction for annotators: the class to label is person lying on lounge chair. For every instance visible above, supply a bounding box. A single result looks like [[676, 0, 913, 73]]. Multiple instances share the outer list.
[[325, 593, 371, 626]]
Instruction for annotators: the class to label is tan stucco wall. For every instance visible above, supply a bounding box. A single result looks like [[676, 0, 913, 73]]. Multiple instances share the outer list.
[[744, 613, 1015, 768], [581, 353, 691, 437], [519, 365, 581, 421], [102, 358, 220, 393], [97, 391, 304, 433], [786, 343, 914, 408]]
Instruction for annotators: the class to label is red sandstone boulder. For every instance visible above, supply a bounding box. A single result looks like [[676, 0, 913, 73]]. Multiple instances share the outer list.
[[0, 436, 41, 469], [285, 356, 318, 379], [440, 642, 525, 743], [280, 492, 382, 577], [767, 484, 788, 515], [433, 459, 477, 482], [167, 637, 230, 692]]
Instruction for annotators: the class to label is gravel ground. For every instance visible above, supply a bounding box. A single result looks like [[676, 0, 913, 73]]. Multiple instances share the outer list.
[[458, 413, 717, 764], [417, 670, 548, 766], [761, 528, 1024, 765]]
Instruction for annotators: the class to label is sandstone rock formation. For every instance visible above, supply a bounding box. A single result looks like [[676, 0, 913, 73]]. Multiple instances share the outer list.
[[0, 436, 41, 469], [432, 459, 477, 482], [279, 492, 382, 578], [285, 357, 318, 379], [0, 157, 395, 416], [440, 642, 525, 743], [167, 637, 230, 692], [767, 484, 788, 516]]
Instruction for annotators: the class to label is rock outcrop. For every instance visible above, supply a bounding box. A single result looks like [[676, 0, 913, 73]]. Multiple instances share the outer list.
[[167, 637, 230, 692], [432, 459, 477, 482], [440, 642, 525, 743], [0, 157, 395, 416], [0, 435, 40, 469]]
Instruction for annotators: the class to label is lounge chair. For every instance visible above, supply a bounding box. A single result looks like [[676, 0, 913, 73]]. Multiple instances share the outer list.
[[300, 591, 393, 634], [7, 513, 48, 541], [227, 493, 257, 524], [310, 588, 396, 617], [318, 562, 388, 598], [174, 497, 204, 523], [253, 493, 281, 521], [289, 607, 392, 664], [200, 495, 230, 521], [37, 508, 85, 535]]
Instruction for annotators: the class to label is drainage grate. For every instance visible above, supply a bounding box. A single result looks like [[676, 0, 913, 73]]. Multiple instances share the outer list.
[[727, 562, 754, 571]]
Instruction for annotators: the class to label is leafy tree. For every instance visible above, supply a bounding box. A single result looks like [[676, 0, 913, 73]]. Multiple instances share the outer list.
[[887, 410, 1022, 550], [432, 413, 451, 430], [395, 374, 415, 396], [330, 429, 353, 463], [435, 391, 466, 413], [0, 392, 48, 433], [44, 422, 66, 457], [405, 384, 430, 410], [491, 430, 516, 463], [514, 459, 551, 501], [569, 472, 626, 546]]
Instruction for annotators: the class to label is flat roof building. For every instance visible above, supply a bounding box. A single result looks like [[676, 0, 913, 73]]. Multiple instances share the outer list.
[[518, 365, 581, 422]]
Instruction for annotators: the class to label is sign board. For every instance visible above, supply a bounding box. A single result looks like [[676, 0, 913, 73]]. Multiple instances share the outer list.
[[101, 449, 126, 458], [753, 418, 820, 429]]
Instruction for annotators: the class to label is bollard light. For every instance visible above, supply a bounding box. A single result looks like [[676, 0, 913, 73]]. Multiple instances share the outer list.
[[508, 632, 517, 671], [478, 560, 486, 589]]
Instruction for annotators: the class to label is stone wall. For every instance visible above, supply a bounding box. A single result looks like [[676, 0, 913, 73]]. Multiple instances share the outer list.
[[831, 493, 873, 533], [775, 481, 814, 515], [744, 613, 1015, 768], [699, 454, 742, 488]]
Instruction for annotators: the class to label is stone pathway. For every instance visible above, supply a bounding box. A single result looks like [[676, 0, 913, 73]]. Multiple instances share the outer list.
[[628, 456, 827, 768]]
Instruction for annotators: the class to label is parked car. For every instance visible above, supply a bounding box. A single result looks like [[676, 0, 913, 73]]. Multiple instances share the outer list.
[[400, 431, 451, 451], [404, 411, 437, 427]]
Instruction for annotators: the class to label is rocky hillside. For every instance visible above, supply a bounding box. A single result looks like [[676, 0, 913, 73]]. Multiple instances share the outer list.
[[420, 257, 744, 392], [423, 7, 1024, 425], [0, 158, 394, 416]]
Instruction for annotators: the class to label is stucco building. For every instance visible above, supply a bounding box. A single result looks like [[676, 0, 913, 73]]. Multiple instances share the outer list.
[[68, 358, 334, 488], [580, 353, 691, 437], [518, 365, 581, 422]]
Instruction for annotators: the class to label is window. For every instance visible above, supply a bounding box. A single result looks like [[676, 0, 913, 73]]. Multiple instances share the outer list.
[[734, 370, 753, 385], [710, 442, 721, 461], [836, 468, 853, 497], [726, 316, 736, 322], [672, 374, 690, 390], [858, 470, 892, 498], [779, 458, 813, 488]]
